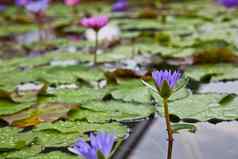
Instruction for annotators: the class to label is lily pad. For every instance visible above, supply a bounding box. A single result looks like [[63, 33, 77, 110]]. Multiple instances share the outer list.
[[158, 93, 231, 121], [0, 99, 33, 116], [0, 127, 35, 150], [34, 121, 128, 138], [1, 103, 79, 128], [0, 145, 43, 159], [185, 64, 238, 81], [30, 151, 80, 159], [80, 100, 156, 120]]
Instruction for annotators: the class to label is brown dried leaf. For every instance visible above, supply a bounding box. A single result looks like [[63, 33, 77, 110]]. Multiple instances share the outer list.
[[1, 103, 79, 128]]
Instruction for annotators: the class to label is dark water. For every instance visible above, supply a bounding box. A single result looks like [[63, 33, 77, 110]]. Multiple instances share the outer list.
[[128, 117, 238, 159]]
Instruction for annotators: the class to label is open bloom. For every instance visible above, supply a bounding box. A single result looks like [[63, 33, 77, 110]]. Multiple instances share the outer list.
[[81, 16, 109, 31], [0, 5, 6, 12], [152, 70, 181, 98], [69, 132, 115, 159], [64, 0, 80, 6], [112, 0, 128, 12], [15, 0, 29, 6], [25, 0, 48, 13], [217, 0, 238, 8]]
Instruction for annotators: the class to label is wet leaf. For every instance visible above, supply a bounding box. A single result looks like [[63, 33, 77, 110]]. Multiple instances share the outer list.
[[30, 151, 80, 159], [1, 103, 79, 127], [0, 145, 43, 159], [0, 127, 35, 150], [80, 100, 156, 121], [172, 123, 197, 133], [49, 87, 107, 104], [33, 131, 83, 148], [185, 64, 238, 81], [34, 121, 128, 138], [158, 93, 233, 121], [0, 99, 33, 116], [109, 80, 152, 103]]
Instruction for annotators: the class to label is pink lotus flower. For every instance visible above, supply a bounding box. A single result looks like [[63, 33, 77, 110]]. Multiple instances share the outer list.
[[64, 0, 80, 6], [80, 16, 109, 31]]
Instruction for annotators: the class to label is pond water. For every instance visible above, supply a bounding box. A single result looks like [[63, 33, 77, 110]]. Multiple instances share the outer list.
[[128, 117, 238, 159], [2, 0, 238, 158]]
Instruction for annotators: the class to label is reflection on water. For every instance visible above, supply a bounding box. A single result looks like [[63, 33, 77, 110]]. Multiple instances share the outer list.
[[199, 81, 238, 94], [129, 118, 238, 159]]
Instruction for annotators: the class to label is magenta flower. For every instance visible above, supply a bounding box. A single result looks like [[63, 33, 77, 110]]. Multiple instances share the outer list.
[[69, 132, 115, 159], [25, 0, 48, 13], [112, 0, 128, 12], [81, 16, 109, 31], [217, 0, 238, 8], [80, 15, 109, 64], [15, 0, 29, 6], [152, 70, 181, 89], [64, 0, 80, 6]]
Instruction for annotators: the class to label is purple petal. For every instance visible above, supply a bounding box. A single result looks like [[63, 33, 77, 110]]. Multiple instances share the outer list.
[[16, 0, 29, 6], [69, 139, 97, 159], [112, 0, 128, 12], [152, 70, 181, 89], [26, 0, 48, 13], [217, 0, 238, 8], [0, 5, 6, 11], [90, 132, 115, 157]]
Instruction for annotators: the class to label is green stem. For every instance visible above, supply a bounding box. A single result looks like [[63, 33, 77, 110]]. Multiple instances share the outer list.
[[71, 6, 77, 22], [163, 98, 173, 159], [94, 31, 99, 65], [38, 23, 44, 42]]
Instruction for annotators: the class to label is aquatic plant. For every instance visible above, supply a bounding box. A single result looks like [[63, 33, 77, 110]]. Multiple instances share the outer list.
[[0, 5, 6, 12], [112, 0, 128, 12], [64, 0, 80, 17], [152, 70, 181, 98], [15, 0, 29, 6], [69, 132, 115, 159], [64, 0, 80, 6], [151, 70, 181, 159], [217, 0, 238, 8], [25, 0, 49, 41], [25, 0, 48, 13], [81, 16, 109, 65]]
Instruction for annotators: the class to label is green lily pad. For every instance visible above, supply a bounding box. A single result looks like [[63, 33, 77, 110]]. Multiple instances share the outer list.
[[49, 87, 107, 104], [0, 145, 43, 159], [0, 127, 35, 150], [33, 131, 82, 148], [34, 121, 128, 138], [0, 99, 33, 116], [185, 64, 238, 81], [158, 93, 230, 121], [69, 108, 141, 123], [81, 100, 156, 120], [30, 151, 80, 159]]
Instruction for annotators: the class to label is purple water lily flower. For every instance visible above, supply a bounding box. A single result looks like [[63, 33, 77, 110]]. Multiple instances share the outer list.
[[69, 132, 115, 159], [15, 0, 29, 6], [112, 0, 128, 12], [217, 0, 238, 8], [25, 0, 48, 13], [0, 5, 6, 12], [152, 70, 181, 89]]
